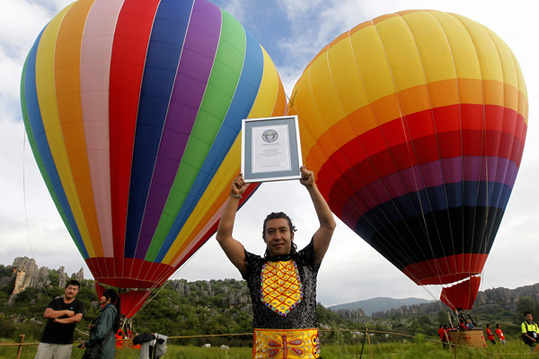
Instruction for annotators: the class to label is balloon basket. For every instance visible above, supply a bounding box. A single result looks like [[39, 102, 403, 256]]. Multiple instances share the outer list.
[[448, 329, 487, 348]]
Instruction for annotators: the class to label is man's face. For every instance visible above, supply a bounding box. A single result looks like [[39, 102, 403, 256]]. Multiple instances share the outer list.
[[264, 218, 293, 256], [526, 313, 534, 322], [64, 284, 79, 300]]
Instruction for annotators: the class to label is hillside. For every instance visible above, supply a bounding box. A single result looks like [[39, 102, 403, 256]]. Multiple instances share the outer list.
[[2, 256, 539, 342], [0, 257, 353, 344], [330, 297, 430, 316]]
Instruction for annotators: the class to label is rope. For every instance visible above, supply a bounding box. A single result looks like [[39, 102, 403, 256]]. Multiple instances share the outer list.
[[167, 332, 252, 339], [1, 330, 537, 357], [21, 121, 35, 258]]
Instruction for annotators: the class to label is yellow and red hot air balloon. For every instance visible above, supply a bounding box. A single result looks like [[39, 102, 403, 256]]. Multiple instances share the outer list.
[[289, 10, 527, 310], [20, 0, 286, 317]]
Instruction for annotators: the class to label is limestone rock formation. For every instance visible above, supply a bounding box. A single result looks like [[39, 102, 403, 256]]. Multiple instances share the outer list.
[[58, 266, 69, 289], [8, 257, 39, 303], [7, 257, 84, 303], [72, 268, 84, 283]]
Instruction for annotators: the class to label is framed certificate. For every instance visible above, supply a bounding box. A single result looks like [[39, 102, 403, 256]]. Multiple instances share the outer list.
[[242, 115, 303, 183]]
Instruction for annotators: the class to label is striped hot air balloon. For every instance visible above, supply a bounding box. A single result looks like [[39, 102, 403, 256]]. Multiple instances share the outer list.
[[289, 10, 527, 310], [20, 0, 286, 317]]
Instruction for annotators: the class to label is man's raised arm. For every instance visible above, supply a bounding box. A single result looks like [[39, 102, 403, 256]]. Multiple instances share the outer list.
[[216, 174, 249, 274], [300, 167, 336, 265]]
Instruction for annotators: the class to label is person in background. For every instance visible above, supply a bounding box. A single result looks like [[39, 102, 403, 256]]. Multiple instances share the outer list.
[[82, 289, 120, 359], [485, 324, 496, 344], [35, 280, 84, 359], [465, 318, 475, 330], [438, 324, 449, 349], [521, 311, 539, 351], [457, 310, 467, 330], [495, 323, 506, 344]]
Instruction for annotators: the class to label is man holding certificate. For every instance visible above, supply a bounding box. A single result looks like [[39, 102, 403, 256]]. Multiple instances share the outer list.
[[216, 167, 336, 358]]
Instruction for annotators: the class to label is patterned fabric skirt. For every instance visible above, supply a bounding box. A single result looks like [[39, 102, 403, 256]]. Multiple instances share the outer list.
[[252, 328, 320, 358]]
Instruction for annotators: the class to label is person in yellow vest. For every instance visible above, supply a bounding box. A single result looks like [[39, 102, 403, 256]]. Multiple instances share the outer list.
[[522, 311, 539, 351], [217, 167, 336, 359]]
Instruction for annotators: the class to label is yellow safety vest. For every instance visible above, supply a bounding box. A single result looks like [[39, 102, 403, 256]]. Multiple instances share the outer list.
[[522, 321, 539, 334]]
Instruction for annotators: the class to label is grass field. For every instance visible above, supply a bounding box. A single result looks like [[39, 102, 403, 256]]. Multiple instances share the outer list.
[[2, 338, 538, 358]]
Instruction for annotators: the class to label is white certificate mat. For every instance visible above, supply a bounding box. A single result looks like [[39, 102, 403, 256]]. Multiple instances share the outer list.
[[251, 124, 291, 173], [242, 116, 302, 183]]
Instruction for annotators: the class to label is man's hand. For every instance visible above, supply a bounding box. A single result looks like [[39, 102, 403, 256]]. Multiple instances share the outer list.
[[64, 310, 75, 317], [299, 166, 314, 188], [231, 174, 249, 198]]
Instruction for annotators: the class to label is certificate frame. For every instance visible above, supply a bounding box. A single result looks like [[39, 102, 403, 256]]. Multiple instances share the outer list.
[[241, 115, 303, 183]]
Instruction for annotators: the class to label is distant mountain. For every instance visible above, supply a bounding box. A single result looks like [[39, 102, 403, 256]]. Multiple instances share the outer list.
[[330, 297, 431, 316]]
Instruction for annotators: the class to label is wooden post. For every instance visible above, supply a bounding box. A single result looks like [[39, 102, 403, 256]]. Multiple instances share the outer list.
[[16, 334, 25, 359], [366, 328, 371, 345]]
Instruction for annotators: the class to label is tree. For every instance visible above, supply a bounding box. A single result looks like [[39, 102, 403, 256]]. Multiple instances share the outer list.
[[516, 296, 538, 318]]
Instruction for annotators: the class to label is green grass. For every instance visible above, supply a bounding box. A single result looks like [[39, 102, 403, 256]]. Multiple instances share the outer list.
[[1, 339, 538, 358]]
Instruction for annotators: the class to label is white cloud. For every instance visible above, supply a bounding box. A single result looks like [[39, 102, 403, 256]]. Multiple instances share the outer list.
[[0, 51, 24, 101], [277, 0, 323, 20], [222, 0, 246, 23], [0, 1, 72, 60]]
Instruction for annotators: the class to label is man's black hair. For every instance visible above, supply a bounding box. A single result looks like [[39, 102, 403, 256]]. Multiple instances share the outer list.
[[524, 311, 533, 316], [262, 212, 297, 257], [65, 279, 80, 288], [262, 212, 297, 238]]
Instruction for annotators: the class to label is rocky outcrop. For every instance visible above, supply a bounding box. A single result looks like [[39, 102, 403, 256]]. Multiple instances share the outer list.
[[38, 267, 51, 287], [334, 308, 367, 321], [370, 283, 539, 320], [11, 257, 39, 290], [72, 268, 84, 283], [58, 266, 69, 289], [8, 257, 39, 303], [7, 257, 84, 304], [169, 279, 187, 296]]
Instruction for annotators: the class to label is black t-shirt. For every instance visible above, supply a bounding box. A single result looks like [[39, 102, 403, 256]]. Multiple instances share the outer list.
[[242, 240, 320, 329], [41, 297, 84, 344]]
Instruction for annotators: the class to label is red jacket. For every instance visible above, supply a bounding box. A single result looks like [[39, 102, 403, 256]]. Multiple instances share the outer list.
[[438, 328, 448, 341]]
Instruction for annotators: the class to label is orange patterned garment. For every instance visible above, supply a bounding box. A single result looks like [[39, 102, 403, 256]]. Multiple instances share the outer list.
[[260, 260, 303, 316], [253, 328, 320, 358]]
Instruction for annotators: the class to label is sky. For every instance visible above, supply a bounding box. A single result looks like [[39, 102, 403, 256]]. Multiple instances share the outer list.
[[1, 0, 538, 307]]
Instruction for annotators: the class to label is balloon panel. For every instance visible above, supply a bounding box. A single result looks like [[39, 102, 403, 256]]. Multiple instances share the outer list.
[[21, 0, 286, 290], [440, 276, 481, 311], [289, 10, 527, 286]]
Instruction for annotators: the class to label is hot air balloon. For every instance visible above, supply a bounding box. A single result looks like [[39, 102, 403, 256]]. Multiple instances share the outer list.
[[289, 10, 527, 311], [20, 0, 286, 318]]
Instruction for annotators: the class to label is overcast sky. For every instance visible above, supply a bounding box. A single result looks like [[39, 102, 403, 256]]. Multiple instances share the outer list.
[[1, 0, 538, 306]]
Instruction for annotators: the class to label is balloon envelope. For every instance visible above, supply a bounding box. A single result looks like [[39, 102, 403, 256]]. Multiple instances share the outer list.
[[289, 10, 527, 308], [440, 276, 481, 311], [21, 0, 286, 316]]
